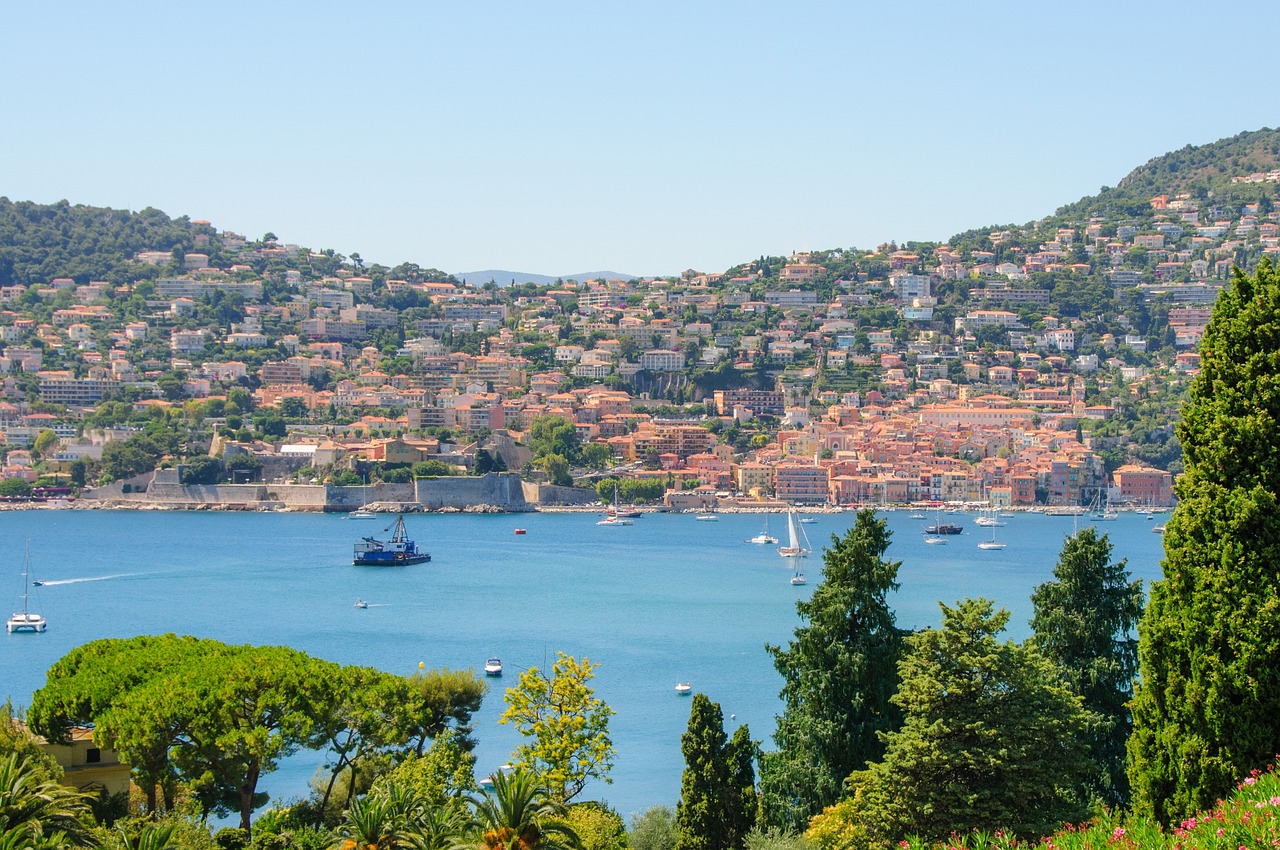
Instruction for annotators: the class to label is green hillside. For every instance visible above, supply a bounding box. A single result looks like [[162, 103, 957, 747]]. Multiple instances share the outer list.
[[1054, 127, 1280, 220]]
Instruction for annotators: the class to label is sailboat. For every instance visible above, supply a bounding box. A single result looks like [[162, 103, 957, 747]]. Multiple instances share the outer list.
[[348, 476, 376, 518], [777, 507, 812, 558], [597, 488, 633, 526], [977, 520, 1006, 550], [7, 544, 46, 634], [747, 515, 778, 545], [923, 507, 948, 544]]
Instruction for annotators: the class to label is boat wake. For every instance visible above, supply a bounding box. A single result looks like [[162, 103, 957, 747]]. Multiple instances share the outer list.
[[35, 573, 136, 587]]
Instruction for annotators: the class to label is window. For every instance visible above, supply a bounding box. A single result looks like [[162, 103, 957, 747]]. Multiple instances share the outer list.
[[85, 748, 101, 764]]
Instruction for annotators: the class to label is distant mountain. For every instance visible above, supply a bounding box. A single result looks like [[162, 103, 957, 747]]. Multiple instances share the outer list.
[[452, 269, 637, 286], [1054, 127, 1280, 220]]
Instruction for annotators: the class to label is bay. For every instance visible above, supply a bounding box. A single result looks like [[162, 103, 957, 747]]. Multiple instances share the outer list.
[[0, 509, 1168, 819]]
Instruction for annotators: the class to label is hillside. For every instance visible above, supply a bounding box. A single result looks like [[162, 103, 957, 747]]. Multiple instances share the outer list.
[[1053, 127, 1280, 220]]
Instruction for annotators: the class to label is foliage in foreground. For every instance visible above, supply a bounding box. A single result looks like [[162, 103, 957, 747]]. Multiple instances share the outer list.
[[1129, 258, 1280, 823], [886, 757, 1280, 849]]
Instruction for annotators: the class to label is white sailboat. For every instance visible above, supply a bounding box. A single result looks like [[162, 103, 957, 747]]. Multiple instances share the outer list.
[[777, 507, 812, 558], [977, 521, 1006, 550], [7, 544, 46, 634], [597, 489, 633, 526], [349, 476, 376, 518], [747, 515, 778, 545]]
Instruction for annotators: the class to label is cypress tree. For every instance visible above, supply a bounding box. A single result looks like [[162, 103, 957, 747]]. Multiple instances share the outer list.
[[758, 510, 906, 831], [1030, 527, 1142, 807], [674, 694, 755, 850], [1129, 258, 1280, 822]]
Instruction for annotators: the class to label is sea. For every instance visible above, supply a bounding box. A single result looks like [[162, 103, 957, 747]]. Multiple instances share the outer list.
[[0, 508, 1169, 820]]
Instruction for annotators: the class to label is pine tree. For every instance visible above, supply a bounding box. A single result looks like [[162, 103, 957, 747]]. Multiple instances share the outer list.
[[1130, 258, 1280, 823], [674, 694, 755, 850], [1030, 527, 1142, 807], [758, 510, 905, 831], [840, 599, 1096, 845]]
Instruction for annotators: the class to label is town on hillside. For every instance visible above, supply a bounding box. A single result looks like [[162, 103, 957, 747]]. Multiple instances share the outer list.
[[5, 155, 1280, 510]]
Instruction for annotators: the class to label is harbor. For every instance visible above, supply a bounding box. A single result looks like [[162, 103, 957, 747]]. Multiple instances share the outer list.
[[2, 509, 1167, 817]]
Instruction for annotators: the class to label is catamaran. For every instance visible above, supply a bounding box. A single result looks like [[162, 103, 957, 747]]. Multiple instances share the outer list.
[[7, 544, 46, 634]]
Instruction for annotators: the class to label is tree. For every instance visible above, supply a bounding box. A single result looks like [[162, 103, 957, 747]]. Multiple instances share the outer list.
[[563, 803, 627, 850], [537, 454, 573, 487], [836, 599, 1097, 846], [0, 752, 91, 847], [1030, 527, 1143, 808], [499, 654, 615, 803], [628, 806, 676, 850], [466, 768, 581, 850], [0, 479, 30, 498], [179, 455, 221, 485], [1130, 257, 1280, 823], [758, 511, 906, 831], [528, 415, 581, 465], [31, 429, 59, 458], [674, 694, 755, 850]]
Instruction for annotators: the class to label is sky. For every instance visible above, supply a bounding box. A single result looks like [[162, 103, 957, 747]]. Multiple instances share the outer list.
[[3, 1, 1278, 278]]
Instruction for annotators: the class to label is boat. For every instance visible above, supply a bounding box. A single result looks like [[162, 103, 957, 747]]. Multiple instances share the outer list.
[[675, 682, 692, 696], [599, 490, 634, 526], [973, 513, 1005, 527], [924, 505, 962, 536], [484, 658, 503, 677], [908, 512, 927, 520], [353, 515, 431, 566], [978, 520, 1006, 551], [7, 545, 46, 634], [747, 517, 778, 545], [924, 535, 947, 545], [790, 560, 807, 585], [354, 598, 368, 609], [348, 509, 377, 519], [513, 528, 526, 535], [1152, 524, 1166, 534], [799, 517, 818, 524], [615, 509, 642, 519], [777, 507, 812, 558], [695, 514, 719, 522]]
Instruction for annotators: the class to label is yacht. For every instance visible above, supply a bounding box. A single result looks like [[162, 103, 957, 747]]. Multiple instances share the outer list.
[[675, 682, 692, 696], [484, 658, 503, 677]]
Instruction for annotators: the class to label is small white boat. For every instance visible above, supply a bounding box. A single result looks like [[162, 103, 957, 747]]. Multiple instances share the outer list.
[[597, 515, 633, 526], [747, 516, 778, 544], [909, 512, 927, 520], [348, 509, 377, 519], [675, 682, 692, 695], [7, 545, 45, 634], [695, 514, 718, 521], [977, 540, 1007, 550], [924, 536, 947, 545], [1152, 524, 1166, 534], [354, 598, 368, 609], [799, 517, 818, 524], [484, 657, 503, 677], [790, 572, 807, 586]]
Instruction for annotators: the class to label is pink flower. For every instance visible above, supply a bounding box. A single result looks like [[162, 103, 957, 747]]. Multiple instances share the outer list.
[[1218, 828, 1225, 837], [1245, 776, 1258, 786], [1113, 826, 1126, 839]]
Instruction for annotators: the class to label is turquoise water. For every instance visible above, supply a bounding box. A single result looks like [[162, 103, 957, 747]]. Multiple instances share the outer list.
[[1, 509, 1168, 818]]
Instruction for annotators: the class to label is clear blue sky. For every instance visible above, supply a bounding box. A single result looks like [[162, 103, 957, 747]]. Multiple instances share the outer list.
[[4, 2, 1277, 277]]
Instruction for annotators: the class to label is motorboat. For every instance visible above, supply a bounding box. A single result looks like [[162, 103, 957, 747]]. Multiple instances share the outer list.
[[354, 598, 368, 609], [695, 514, 718, 522], [484, 658, 503, 677], [513, 528, 527, 535], [348, 508, 377, 519], [675, 682, 692, 696]]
